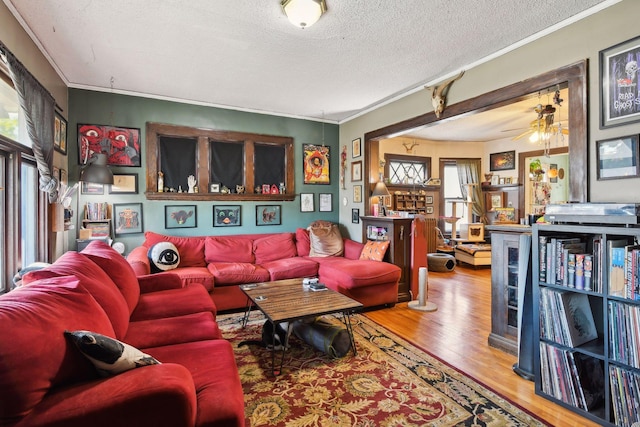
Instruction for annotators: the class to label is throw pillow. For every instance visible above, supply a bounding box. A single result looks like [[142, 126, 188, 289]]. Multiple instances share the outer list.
[[147, 242, 180, 273], [308, 220, 344, 257], [64, 330, 160, 377], [359, 240, 390, 261]]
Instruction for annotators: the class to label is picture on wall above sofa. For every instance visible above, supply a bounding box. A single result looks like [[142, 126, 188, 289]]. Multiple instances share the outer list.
[[78, 124, 141, 167], [214, 205, 241, 227]]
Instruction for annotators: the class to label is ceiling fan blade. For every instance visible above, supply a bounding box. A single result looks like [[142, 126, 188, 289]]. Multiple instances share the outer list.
[[512, 129, 533, 140]]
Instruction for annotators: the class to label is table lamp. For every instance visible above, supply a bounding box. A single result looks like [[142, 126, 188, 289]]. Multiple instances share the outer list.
[[371, 181, 390, 217]]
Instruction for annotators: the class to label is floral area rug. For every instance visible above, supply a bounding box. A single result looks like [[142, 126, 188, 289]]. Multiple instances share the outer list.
[[217, 312, 547, 427]]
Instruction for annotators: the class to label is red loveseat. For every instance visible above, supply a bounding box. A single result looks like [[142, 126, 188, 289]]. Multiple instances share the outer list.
[[0, 241, 244, 427], [127, 228, 401, 311]]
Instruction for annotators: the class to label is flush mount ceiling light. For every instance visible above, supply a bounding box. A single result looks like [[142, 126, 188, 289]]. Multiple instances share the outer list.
[[281, 0, 327, 29]]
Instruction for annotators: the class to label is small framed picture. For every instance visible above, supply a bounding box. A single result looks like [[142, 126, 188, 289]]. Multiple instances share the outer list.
[[262, 184, 271, 194], [54, 113, 67, 155], [351, 161, 363, 182], [352, 208, 360, 224], [425, 195, 433, 204], [81, 182, 104, 195], [319, 193, 332, 212], [256, 205, 281, 226], [113, 203, 143, 235], [596, 135, 640, 180], [109, 173, 138, 194], [352, 137, 361, 158], [353, 185, 362, 203], [165, 205, 197, 229], [490, 175, 500, 186], [426, 206, 434, 214], [300, 193, 314, 212], [210, 183, 220, 193], [213, 205, 241, 227], [600, 35, 640, 128], [499, 177, 506, 185]]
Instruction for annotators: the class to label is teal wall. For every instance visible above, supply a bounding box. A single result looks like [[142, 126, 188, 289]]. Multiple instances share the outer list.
[[67, 89, 339, 253]]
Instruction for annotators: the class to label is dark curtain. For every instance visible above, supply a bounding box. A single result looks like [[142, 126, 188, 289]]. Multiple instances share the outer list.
[[210, 141, 243, 189], [159, 136, 197, 191], [255, 144, 285, 186], [456, 159, 487, 224], [1, 42, 57, 202]]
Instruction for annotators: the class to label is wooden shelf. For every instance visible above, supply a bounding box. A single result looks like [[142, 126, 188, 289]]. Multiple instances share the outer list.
[[145, 192, 296, 202]]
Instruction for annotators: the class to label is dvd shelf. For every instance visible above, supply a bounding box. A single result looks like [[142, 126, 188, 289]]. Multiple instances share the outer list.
[[533, 223, 640, 427]]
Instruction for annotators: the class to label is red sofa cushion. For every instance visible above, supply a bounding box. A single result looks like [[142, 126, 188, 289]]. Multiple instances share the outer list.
[[205, 236, 254, 263], [130, 283, 215, 321], [0, 277, 115, 424], [24, 251, 131, 339], [260, 257, 319, 281], [81, 240, 141, 314], [295, 228, 311, 257], [144, 231, 206, 268], [125, 311, 221, 349], [207, 262, 270, 285], [315, 258, 401, 289], [167, 266, 214, 291], [254, 232, 296, 264]]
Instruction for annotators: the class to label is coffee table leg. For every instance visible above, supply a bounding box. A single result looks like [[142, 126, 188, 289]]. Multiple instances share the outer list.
[[342, 312, 357, 356], [241, 297, 252, 328], [271, 322, 290, 376]]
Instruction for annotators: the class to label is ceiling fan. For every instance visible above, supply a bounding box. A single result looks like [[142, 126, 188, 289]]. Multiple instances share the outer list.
[[502, 103, 569, 141]]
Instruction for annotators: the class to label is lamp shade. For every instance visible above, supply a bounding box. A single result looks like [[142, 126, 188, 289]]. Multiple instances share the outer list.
[[371, 181, 390, 197], [79, 153, 114, 184], [281, 0, 326, 28]]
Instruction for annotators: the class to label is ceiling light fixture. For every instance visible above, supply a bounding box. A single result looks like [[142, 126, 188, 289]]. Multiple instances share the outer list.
[[281, 0, 327, 29]]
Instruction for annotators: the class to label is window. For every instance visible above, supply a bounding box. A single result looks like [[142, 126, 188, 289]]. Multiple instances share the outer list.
[[146, 122, 295, 201], [384, 154, 431, 185], [442, 161, 468, 234]]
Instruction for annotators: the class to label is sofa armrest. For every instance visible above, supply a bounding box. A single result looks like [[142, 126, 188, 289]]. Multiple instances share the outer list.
[[16, 364, 196, 427], [126, 245, 151, 276], [343, 239, 365, 260], [138, 272, 184, 293]]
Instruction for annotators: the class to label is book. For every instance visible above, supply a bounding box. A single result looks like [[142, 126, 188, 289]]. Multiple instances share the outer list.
[[609, 240, 629, 297], [539, 236, 548, 283], [567, 253, 576, 289], [574, 254, 585, 290], [584, 254, 594, 291]]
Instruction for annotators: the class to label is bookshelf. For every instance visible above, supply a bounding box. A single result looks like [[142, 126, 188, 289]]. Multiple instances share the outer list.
[[533, 223, 640, 426], [81, 202, 112, 240]]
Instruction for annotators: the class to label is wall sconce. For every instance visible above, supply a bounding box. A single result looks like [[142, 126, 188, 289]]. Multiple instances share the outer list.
[[281, 0, 327, 29], [79, 153, 114, 185], [371, 181, 390, 217]]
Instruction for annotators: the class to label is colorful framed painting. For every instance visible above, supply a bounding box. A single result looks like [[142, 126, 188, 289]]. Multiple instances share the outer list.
[[54, 112, 67, 154], [113, 203, 143, 235], [109, 173, 138, 194], [78, 124, 141, 167], [494, 207, 516, 224], [164, 205, 197, 229], [213, 205, 241, 227], [596, 135, 640, 180], [599, 35, 640, 128], [256, 205, 281, 226], [303, 144, 330, 184], [489, 150, 516, 171]]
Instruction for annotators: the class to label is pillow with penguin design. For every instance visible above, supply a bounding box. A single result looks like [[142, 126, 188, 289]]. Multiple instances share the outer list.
[[65, 330, 160, 377], [147, 241, 180, 273]]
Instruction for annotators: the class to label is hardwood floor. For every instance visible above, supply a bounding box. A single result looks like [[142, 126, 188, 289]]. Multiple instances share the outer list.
[[364, 265, 600, 427]]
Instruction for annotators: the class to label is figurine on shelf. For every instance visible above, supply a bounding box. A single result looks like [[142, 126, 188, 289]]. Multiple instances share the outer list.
[[236, 185, 245, 194], [187, 175, 196, 193], [279, 182, 285, 194], [255, 186, 262, 194], [270, 184, 279, 194], [158, 171, 164, 193]]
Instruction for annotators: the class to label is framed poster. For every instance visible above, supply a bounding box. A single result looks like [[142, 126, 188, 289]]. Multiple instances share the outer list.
[[351, 161, 362, 182], [303, 144, 330, 184], [352, 208, 360, 224], [600, 35, 640, 128], [489, 150, 515, 171], [81, 182, 103, 195], [109, 173, 138, 194], [353, 185, 362, 203], [300, 193, 314, 212], [213, 205, 241, 227], [596, 135, 640, 180], [165, 205, 197, 229], [113, 203, 143, 235], [54, 113, 67, 154], [352, 137, 361, 158], [319, 193, 332, 212], [256, 205, 281, 226], [78, 124, 141, 166]]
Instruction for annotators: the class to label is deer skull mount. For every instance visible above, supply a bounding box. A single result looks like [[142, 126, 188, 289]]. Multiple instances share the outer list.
[[425, 70, 465, 118]]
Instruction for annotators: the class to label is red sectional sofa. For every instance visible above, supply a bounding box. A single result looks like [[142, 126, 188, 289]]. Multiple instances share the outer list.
[[0, 241, 244, 427], [127, 229, 401, 311]]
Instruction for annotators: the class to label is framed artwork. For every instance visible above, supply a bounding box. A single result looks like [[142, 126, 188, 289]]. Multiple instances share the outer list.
[[494, 207, 516, 224], [499, 177, 506, 185], [353, 185, 362, 203], [596, 135, 640, 180], [300, 193, 314, 212], [600, 35, 640, 128], [81, 182, 103, 195], [425, 195, 433, 204], [210, 183, 220, 193], [59, 169, 68, 186], [352, 137, 361, 158], [213, 205, 241, 227], [426, 206, 434, 214], [113, 203, 143, 235], [352, 208, 360, 224], [489, 150, 516, 171], [303, 144, 330, 184], [486, 191, 505, 211], [109, 173, 138, 194], [78, 124, 141, 167], [54, 113, 67, 154], [256, 205, 281, 226], [165, 205, 197, 229], [319, 193, 332, 212], [351, 161, 362, 182], [467, 223, 485, 242], [490, 175, 500, 185]]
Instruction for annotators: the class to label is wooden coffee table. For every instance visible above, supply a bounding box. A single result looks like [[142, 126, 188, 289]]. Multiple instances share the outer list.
[[240, 278, 363, 375]]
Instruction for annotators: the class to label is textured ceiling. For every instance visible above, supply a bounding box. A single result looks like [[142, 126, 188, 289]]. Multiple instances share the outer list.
[[4, 0, 612, 126]]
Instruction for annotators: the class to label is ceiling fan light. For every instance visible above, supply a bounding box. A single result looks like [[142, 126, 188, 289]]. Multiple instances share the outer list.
[[281, 0, 326, 29]]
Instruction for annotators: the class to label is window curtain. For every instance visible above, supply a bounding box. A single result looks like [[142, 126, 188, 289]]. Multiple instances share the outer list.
[[456, 159, 487, 224], [0, 43, 58, 202]]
